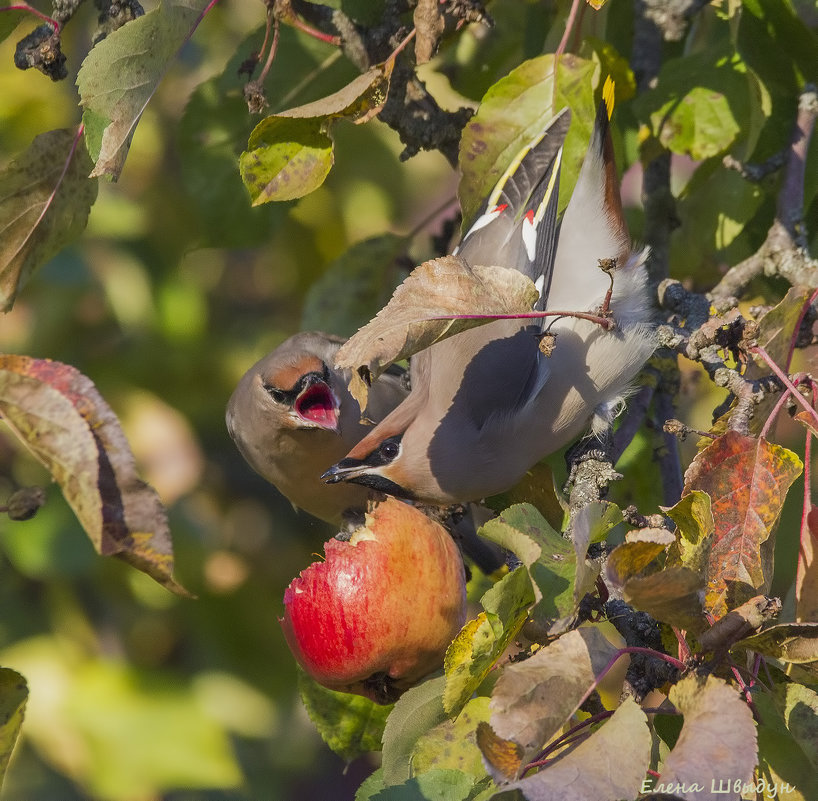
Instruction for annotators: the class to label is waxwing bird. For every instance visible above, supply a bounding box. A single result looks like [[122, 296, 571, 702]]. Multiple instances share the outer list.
[[323, 82, 655, 505], [226, 331, 407, 526]]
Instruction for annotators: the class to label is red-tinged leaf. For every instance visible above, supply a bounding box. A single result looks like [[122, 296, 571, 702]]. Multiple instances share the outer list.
[[0, 356, 188, 596], [0, 128, 97, 311], [796, 506, 818, 622], [683, 431, 802, 618]]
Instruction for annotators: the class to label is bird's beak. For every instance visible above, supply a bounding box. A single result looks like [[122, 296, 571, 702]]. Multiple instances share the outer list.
[[321, 458, 368, 484], [295, 378, 340, 432]]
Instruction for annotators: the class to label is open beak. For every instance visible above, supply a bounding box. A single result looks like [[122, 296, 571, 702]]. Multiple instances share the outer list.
[[295, 378, 340, 432]]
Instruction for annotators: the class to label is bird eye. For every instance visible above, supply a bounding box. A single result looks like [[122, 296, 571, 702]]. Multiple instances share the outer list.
[[379, 439, 400, 461], [263, 384, 288, 404]]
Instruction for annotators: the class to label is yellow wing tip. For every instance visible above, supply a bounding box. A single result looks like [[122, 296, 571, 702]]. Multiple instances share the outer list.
[[602, 76, 615, 120]]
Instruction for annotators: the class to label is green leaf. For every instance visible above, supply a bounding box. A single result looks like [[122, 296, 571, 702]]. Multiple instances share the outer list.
[[240, 116, 334, 204], [298, 671, 392, 762], [479, 504, 592, 625], [412, 696, 491, 779], [381, 676, 447, 786], [0, 668, 27, 789], [0, 10, 26, 44], [458, 53, 597, 226], [444, 568, 535, 716], [632, 44, 749, 159], [302, 234, 409, 338], [664, 489, 714, 576], [0, 129, 97, 311], [370, 768, 476, 801], [77, 0, 211, 179]]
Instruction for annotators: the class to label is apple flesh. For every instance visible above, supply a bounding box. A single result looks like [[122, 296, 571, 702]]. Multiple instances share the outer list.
[[280, 498, 468, 703]]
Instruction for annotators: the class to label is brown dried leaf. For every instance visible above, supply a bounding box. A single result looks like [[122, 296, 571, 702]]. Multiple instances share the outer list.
[[503, 698, 651, 801], [683, 431, 802, 618], [488, 627, 619, 767], [0, 356, 188, 596], [335, 255, 538, 409], [698, 595, 782, 652], [656, 675, 757, 800], [476, 721, 524, 783]]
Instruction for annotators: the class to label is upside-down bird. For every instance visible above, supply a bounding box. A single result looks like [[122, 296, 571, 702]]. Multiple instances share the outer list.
[[226, 331, 407, 527], [323, 82, 655, 505]]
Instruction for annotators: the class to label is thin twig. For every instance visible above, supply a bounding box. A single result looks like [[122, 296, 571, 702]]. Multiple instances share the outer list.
[[751, 346, 818, 429]]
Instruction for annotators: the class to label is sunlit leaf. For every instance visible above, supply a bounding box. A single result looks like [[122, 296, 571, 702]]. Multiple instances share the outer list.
[[298, 671, 392, 762], [0, 356, 188, 595], [0, 128, 97, 311], [458, 53, 597, 225], [334, 256, 538, 409], [368, 768, 477, 800], [476, 721, 524, 784], [683, 432, 802, 618], [503, 698, 650, 801], [0, 668, 27, 789], [240, 116, 334, 204], [444, 568, 534, 716], [381, 675, 447, 786], [655, 675, 757, 800], [77, 0, 211, 179], [632, 44, 748, 159], [664, 489, 714, 576]]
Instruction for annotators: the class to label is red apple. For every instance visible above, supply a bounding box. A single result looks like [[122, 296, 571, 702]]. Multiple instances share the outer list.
[[280, 498, 468, 703]]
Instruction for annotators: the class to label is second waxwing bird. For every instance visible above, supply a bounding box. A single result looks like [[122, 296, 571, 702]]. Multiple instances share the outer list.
[[323, 82, 655, 506], [226, 331, 408, 527]]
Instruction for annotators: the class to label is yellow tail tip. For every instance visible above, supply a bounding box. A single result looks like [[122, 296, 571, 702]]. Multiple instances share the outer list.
[[602, 75, 615, 120]]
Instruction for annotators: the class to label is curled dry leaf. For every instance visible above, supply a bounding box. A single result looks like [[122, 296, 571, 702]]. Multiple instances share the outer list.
[[697, 595, 782, 652], [335, 255, 539, 409], [0, 356, 188, 596]]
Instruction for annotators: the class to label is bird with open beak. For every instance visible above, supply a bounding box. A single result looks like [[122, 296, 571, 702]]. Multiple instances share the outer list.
[[226, 331, 407, 527], [323, 82, 655, 506]]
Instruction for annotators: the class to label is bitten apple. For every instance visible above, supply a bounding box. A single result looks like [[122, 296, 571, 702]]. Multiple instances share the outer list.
[[280, 498, 468, 703]]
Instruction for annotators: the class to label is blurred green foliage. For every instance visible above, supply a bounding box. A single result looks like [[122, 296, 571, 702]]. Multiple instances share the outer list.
[[0, 0, 816, 799]]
